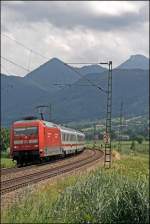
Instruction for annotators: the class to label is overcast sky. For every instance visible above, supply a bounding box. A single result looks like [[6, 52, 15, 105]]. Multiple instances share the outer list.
[[1, 1, 149, 76]]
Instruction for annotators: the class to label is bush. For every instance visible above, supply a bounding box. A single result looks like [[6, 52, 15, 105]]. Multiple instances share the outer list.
[[135, 135, 144, 144], [130, 140, 136, 151], [0, 128, 10, 151]]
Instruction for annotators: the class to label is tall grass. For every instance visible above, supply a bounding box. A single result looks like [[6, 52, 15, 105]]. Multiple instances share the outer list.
[[52, 170, 149, 224]]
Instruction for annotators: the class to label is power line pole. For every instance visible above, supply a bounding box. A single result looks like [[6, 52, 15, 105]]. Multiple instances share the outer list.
[[51, 60, 113, 168], [104, 61, 112, 168], [93, 123, 96, 148], [118, 101, 124, 152]]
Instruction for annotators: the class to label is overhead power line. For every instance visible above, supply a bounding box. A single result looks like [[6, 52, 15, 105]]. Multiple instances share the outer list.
[[53, 83, 96, 87], [2, 32, 107, 94], [1, 56, 30, 72], [1, 33, 49, 60], [64, 63, 107, 94]]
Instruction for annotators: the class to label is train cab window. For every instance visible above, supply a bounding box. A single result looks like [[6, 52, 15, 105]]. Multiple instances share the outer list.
[[14, 127, 38, 136]]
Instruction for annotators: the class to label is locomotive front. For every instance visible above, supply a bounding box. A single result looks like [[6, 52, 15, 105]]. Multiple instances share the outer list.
[[10, 120, 42, 166]]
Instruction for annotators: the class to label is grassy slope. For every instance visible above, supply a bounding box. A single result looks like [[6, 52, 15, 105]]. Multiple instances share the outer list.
[[2, 147, 149, 224]]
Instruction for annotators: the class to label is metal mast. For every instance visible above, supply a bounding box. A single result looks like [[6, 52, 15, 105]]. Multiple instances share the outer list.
[[93, 123, 96, 148], [104, 61, 112, 168]]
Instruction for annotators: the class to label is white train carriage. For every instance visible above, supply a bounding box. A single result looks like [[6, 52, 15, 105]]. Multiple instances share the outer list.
[[60, 126, 85, 155]]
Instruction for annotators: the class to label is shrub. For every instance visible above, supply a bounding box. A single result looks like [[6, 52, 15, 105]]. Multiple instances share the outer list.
[[0, 128, 10, 151], [135, 135, 144, 144]]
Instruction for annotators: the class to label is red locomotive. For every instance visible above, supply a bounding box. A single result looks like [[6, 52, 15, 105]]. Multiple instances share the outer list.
[[10, 118, 85, 166]]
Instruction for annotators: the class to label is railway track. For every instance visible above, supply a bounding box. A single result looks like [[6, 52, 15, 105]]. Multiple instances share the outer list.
[[1, 153, 80, 176], [1, 150, 103, 195]]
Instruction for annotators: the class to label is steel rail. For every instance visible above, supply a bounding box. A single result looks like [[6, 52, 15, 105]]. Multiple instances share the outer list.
[[1, 153, 81, 176], [1, 150, 103, 195]]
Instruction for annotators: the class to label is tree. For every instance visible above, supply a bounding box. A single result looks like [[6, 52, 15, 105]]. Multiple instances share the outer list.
[[130, 140, 135, 152], [0, 128, 10, 151], [135, 135, 144, 144]]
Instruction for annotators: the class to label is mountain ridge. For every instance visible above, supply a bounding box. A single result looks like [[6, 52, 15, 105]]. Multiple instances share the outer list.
[[116, 54, 149, 70]]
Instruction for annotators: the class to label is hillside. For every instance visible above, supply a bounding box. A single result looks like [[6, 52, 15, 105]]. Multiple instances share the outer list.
[[47, 69, 149, 122], [24, 58, 106, 93], [117, 54, 149, 70], [1, 74, 50, 126]]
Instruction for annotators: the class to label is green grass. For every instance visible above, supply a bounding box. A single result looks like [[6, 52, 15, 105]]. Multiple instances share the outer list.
[[1, 158, 16, 168], [86, 140, 149, 154], [2, 151, 149, 224], [1, 149, 16, 168]]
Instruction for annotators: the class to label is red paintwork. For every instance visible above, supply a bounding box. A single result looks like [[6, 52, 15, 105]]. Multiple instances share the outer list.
[[10, 120, 85, 161], [10, 120, 64, 159]]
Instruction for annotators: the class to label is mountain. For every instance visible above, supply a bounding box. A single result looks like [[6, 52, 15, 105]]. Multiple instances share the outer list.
[[1, 55, 149, 127], [24, 58, 107, 93], [1, 73, 49, 126], [47, 69, 149, 123], [1, 59, 106, 126], [117, 54, 149, 70], [75, 64, 107, 75]]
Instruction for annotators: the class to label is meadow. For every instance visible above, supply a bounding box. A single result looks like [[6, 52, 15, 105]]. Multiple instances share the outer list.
[[1, 141, 149, 224]]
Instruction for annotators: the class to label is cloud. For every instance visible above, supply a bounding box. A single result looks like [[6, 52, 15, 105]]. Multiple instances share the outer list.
[[1, 1, 149, 76], [1, 1, 148, 31]]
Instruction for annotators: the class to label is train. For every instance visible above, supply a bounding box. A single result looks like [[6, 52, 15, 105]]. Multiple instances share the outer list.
[[10, 118, 85, 166]]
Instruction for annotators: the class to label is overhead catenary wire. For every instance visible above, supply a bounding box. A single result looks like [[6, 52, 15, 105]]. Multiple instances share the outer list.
[[53, 83, 103, 87], [64, 63, 107, 94], [1, 33, 49, 60], [2, 32, 107, 95], [1, 56, 30, 72]]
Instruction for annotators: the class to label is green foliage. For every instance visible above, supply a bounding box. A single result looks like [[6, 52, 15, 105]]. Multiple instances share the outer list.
[[1, 158, 16, 168], [130, 140, 136, 151], [0, 128, 10, 151], [135, 135, 144, 144]]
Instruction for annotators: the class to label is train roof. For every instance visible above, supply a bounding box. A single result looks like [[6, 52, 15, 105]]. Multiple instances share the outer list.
[[13, 120, 85, 136]]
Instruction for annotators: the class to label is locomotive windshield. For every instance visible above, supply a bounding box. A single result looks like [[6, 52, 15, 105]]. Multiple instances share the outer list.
[[14, 127, 38, 136]]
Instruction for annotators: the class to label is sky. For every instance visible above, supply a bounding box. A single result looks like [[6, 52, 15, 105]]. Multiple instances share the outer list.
[[1, 1, 149, 77]]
